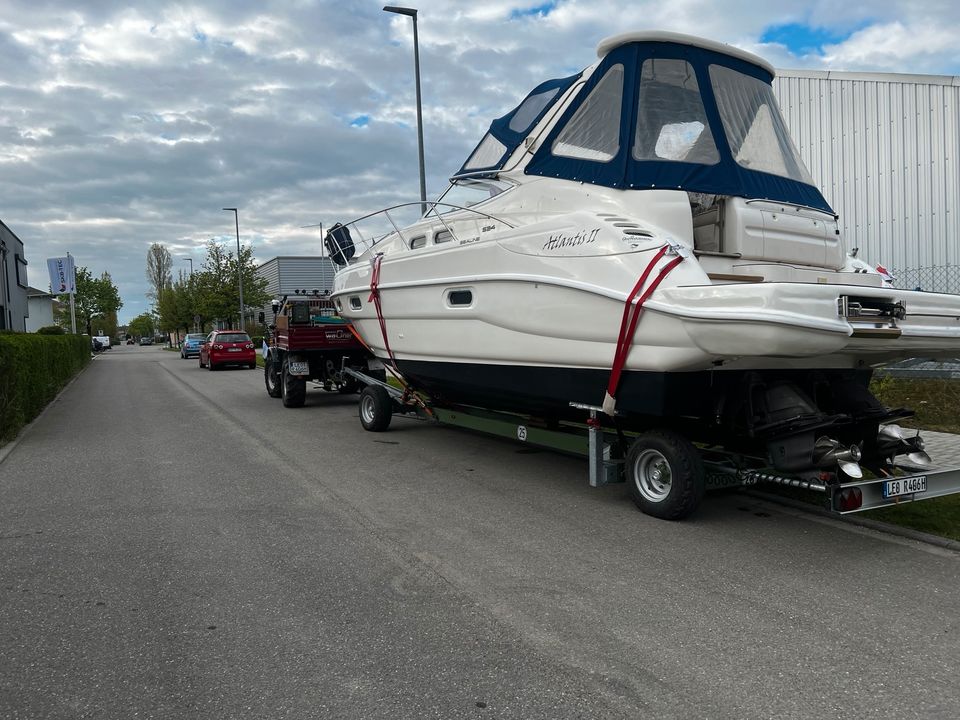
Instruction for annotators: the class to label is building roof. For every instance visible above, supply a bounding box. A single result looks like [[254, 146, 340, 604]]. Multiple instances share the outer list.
[[26, 285, 53, 298]]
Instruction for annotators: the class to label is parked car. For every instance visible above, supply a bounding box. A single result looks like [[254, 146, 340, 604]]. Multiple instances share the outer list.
[[199, 330, 256, 370], [125, 338, 135, 345], [180, 333, 207, 359], [139, 337, 153, 346]]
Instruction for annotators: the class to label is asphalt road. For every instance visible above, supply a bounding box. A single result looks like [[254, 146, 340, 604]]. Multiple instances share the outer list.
[[1, 345, 959, 719]]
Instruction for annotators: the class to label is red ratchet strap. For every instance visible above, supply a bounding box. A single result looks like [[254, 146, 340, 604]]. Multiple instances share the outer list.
[[367, 254, 397, 369], [603, 247, 684, 416], [366, 254, 434, 415]]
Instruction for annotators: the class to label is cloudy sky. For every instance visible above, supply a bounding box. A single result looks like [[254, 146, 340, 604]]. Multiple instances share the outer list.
[[2, 0, 959, 323]]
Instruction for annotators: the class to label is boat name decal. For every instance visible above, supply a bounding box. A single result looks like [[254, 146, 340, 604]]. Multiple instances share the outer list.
[[542, 228, 600, 251]]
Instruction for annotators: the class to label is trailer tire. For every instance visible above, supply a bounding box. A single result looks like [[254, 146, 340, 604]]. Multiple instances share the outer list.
[[627, 430, 705, 520], [281, 362, 306, 408], [264, 357, 282, 398], [359, 385, 392, 432]]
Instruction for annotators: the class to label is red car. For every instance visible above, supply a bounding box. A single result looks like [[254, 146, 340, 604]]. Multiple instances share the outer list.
[[199, 330, 257, 370]]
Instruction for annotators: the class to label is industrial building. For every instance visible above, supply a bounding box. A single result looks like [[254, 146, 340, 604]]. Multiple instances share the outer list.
[[774, 68, 960, 294], [255, 256, 337, 322], [0, 219, 29, 332]]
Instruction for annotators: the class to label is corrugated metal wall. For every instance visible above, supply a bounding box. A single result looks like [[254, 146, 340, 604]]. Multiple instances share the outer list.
[[255, 256, 337, 325], [276, 257, 336, 294], [774, 69, 960, 290]]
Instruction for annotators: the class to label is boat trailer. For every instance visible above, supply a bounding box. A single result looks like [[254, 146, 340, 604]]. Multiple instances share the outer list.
[[342, 366, 960, 519]]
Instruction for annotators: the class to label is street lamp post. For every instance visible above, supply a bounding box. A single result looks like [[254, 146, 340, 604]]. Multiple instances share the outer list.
[[383, 5, 427, 216], [222, 208, 245, 330]]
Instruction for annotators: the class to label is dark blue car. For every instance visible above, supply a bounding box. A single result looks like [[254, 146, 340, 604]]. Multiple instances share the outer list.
[[180, 333, 207, 359]]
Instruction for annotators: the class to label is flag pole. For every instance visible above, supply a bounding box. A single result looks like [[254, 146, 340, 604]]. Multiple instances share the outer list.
[[68, 252, 77, 334]]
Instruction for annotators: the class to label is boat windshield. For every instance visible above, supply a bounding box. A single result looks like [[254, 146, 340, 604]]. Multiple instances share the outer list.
[[433, 178, 513, 214]]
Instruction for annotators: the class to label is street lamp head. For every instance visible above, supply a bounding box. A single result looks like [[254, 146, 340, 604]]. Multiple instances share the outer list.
[[222, 207, 237, 212], [383, 5, 417, 17]]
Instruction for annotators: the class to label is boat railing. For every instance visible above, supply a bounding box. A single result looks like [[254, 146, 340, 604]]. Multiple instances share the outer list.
[[335, 201, 517, 259]]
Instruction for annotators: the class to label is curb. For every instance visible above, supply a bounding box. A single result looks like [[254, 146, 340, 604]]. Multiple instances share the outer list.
[[746, 488, 960, 553], [0, 359, 93, 468]]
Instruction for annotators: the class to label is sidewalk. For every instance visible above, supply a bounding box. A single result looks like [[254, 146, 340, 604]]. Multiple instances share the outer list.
[[919, 430, 960, 467]]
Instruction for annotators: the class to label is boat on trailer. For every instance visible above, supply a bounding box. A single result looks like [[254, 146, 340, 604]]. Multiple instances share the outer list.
[[327, 31, 960, 518]]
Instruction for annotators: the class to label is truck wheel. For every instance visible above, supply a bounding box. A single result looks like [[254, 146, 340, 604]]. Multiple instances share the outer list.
[[281, 362, 306, 408], [359, 385, 392, 432], [626, 430, 705, 520], [264, 358, 281, 398]]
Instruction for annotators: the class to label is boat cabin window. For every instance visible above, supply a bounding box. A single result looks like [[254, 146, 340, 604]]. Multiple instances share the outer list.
[[447, 289, 473, 306], [409, 235, 426, 249], [709, 65, 814, 185], [434, 229, 453, 244], [552, 64, 624, 162], [633, 59, 718, 165]]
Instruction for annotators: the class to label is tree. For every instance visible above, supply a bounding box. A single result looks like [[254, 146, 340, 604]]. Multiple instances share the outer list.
[[56, 267, 123, 336], [145, 244, 173, 304], [193, 241, 269, 329], [128, 312, 155, 339]]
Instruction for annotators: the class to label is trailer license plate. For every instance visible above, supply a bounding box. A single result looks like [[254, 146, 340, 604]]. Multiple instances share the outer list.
[[288, 361, 310, 376], [882, 475, 927, 499]]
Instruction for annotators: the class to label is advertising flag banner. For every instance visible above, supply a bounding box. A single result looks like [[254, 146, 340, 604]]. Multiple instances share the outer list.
[[46, 256, 76, 294]]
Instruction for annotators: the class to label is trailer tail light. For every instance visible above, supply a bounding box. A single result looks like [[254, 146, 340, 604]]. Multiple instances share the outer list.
[[836, 487, 863, 512]]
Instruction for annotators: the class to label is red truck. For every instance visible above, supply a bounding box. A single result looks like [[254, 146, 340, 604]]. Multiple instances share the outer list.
[[262, 292, 383, 408]]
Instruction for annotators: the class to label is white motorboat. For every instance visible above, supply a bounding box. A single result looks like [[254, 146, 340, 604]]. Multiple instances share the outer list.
[[327, 32, 960, 516]]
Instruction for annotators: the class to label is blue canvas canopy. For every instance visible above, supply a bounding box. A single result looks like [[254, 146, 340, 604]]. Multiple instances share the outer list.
[[453, 72, 581, 179], [522, 39, 833, 214]]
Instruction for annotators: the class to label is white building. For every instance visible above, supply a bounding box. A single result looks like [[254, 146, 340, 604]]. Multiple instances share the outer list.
[[25, 286, 54, 332], [774, 69, 960, 293]]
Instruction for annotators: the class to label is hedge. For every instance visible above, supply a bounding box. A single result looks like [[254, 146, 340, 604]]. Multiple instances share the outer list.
[[0, 332, 91, 443]]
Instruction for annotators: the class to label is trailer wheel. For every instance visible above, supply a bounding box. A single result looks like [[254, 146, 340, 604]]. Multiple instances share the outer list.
[[281, 362, 306, 408], [264, 357, 281, 398], [359, 385, 392, 432], [626, 430, 705, 520]]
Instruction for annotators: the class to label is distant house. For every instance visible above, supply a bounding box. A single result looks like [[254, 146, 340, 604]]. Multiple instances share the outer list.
[[25, 286, 54, 332], [0, 219, 30, 331], [256, 256, 336, 323]]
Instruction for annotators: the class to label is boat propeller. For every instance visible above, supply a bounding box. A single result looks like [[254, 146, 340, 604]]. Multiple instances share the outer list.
[[877, 424, 933, 467], [813, 436, 863, 478]]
